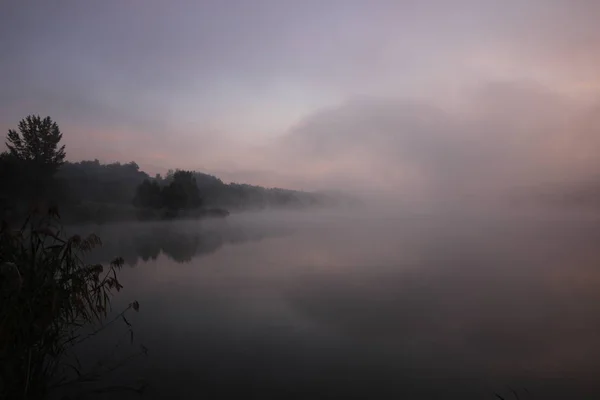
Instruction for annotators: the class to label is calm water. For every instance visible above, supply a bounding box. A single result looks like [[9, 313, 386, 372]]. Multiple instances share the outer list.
[[59, 209, 600, 399]]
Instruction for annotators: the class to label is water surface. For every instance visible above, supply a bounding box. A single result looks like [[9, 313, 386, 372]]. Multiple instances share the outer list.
[[63, 210, 600, 399]]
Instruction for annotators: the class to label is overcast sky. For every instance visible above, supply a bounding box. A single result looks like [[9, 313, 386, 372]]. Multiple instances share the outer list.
[[2, 0, 600, 200]]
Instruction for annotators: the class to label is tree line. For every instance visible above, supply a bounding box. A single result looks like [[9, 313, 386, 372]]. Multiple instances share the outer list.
[[133, 170, 201, 210], [1, 115, 340, 223]]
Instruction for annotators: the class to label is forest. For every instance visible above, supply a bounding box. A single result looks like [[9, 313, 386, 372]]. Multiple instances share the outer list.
[[0, 115, 348, 224]]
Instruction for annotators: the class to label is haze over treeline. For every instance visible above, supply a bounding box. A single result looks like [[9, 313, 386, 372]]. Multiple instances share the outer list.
[[2, 1, 600, 210], [0, 116, 348, 224]]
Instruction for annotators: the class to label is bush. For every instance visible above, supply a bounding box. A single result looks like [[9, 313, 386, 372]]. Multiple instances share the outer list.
[[0, 207, 139, 399]]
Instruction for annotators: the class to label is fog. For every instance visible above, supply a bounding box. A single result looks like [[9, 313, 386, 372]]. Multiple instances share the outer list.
[[3, 1, 600, 205], [53, 209, 600, 399], [4, 1, 600, 399], [265, 81, 600, 208]]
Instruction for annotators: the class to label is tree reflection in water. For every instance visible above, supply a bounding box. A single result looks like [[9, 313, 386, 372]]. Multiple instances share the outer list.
[[68, 219, 289, 266]]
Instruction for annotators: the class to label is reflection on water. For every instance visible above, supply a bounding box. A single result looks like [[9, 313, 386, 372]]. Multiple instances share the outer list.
[[67, 217, 290, 265], [64, 211, 600, 399]]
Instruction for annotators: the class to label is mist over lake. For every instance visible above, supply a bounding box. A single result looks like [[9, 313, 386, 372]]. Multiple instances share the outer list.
[[56, 209, 600, 399], [5, 1, 600, 399]]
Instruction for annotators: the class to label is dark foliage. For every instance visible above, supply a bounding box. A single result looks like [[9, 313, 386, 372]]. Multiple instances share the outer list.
[[133, 180, 162, 209], [161, 170, 202, 210], [1, 115, 348, 224], [1, 116, 68, 214], [56, 160, 149, 206], [6, 115, 66, 176], [0, 209, 139, 399], [134, 170, 201, 211]]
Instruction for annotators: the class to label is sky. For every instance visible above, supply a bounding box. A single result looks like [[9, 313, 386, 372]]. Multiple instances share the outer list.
[[2, 0, 600, 201]]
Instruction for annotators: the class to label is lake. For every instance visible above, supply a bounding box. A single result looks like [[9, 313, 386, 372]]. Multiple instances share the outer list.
[[58, 209, 600, 399]]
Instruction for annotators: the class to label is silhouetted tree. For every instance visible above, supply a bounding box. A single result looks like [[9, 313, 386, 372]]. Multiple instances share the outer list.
[[2, 116, 67, 203], [57, 160, 149, 205], [132, 170, 202, 212], [6, 115, 66, 176], [0, 152, 19, 188], [0, 113, 334, 223], [133, 179, 162, 208], [161, 170, 202, 210], [0, 152, 21, 216]]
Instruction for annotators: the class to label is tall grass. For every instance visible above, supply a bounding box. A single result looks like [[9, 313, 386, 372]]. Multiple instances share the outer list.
[[0, 207, 139, 399]]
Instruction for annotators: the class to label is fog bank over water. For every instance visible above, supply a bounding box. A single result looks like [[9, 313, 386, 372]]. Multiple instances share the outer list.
[[259, 82, 600, 209], [60, 209, 600, 399]]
